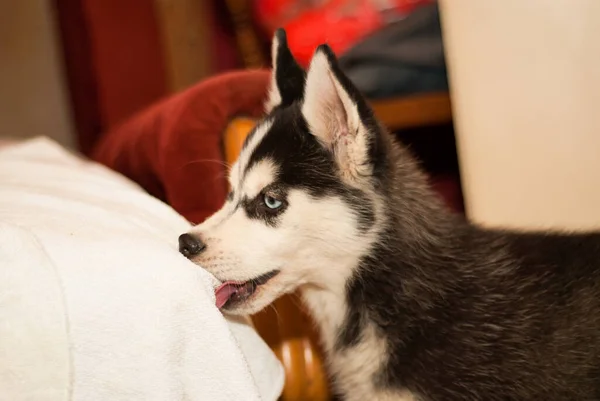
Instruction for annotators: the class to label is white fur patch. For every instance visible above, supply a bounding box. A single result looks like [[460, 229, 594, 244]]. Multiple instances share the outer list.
[[332, 325, 403, 401], [242, 158, 277, 199]]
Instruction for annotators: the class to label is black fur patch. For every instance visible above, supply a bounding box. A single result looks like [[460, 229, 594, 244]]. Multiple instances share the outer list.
[[242, 30, 306, 151], [272, 29, 306, 110], [336, 275, 367, 349]]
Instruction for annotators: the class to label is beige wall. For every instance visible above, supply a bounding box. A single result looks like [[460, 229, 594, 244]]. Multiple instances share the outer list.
[[0, 1, 74, 148], [440, 0, 600, 231]]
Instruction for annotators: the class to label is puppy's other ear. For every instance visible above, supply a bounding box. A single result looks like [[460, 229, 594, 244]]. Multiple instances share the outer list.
[[264, 29, 306, 113], [302, 45, 381, 181]]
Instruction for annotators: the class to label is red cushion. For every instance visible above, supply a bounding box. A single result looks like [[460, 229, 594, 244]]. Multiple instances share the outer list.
[[92, 70, 270, 224]]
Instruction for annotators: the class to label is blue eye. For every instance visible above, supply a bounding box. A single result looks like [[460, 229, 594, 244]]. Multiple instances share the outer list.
[[264, 194, 283, 209]]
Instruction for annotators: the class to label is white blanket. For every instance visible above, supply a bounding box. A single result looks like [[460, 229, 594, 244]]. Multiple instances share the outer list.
[[0, 137, 284, 401]]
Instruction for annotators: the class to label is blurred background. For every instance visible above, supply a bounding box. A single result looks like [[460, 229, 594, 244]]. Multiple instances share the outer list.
[[1, 0, 460, 209], [2, 2, 600, 400], [0, 2, 448, 138]]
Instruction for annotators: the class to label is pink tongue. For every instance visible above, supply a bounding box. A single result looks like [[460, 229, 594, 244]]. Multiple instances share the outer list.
[[215, 282, 239, 309]]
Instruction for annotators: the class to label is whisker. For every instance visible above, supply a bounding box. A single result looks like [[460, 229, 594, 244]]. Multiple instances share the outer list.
[[177, 158, 232, 172], [289, 293, 307, 313], [268, 304, 283, 324]]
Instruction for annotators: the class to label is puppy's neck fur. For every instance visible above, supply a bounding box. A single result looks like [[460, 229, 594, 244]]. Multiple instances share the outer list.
[[298, 138, 459, 400], [298, 136, 450, 332]]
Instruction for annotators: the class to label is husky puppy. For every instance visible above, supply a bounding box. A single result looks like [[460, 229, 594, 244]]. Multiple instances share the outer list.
[[179, 29, 600, 401]]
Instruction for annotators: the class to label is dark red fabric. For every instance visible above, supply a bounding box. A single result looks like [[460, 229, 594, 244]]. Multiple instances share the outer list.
[[92, 70, 271, 224], [83, 0, 169, 131], [53, 0, 169, 156], [430, 174, 464, 214]]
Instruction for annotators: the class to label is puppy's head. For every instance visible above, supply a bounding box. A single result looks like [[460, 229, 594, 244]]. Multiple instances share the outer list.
[[180, 29, 390, 315]]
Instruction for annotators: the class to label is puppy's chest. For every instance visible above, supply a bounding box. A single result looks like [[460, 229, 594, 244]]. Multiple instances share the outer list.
[[327, 329, 418, 401]]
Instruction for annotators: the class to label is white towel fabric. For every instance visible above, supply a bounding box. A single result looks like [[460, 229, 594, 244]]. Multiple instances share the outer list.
[[0, 137, 284, 401]]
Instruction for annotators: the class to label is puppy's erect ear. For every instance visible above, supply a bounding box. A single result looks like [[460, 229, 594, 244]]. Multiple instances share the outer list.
[[264, 29, 306, 113], [302, 45, 381, 181]]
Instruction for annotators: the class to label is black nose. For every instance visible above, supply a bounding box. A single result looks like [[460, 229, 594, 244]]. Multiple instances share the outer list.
[[178, 233, 206, 258]]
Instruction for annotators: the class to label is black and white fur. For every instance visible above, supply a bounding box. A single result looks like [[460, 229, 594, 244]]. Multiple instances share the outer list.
[[181, 29, 600, 401]]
